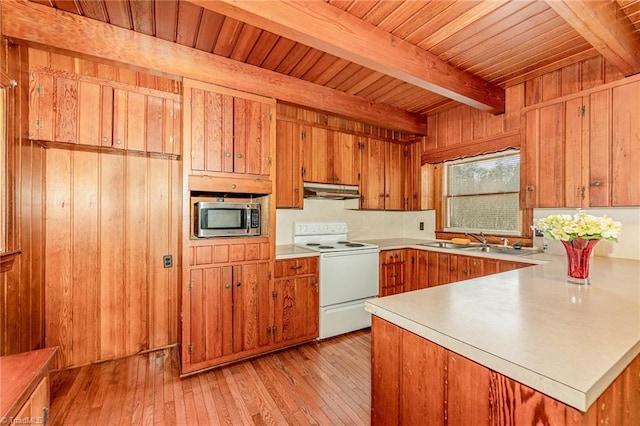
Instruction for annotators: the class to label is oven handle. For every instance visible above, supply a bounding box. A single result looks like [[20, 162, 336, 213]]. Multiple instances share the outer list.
[[321, 248, 380, 258]]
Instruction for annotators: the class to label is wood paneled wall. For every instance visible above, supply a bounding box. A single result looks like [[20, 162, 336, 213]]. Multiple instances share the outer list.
[[1, 43, 47, 356], [45, 150, 180, 368]]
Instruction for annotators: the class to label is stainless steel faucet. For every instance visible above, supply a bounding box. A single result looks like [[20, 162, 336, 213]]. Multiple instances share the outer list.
[[465, 231, 487, 247]]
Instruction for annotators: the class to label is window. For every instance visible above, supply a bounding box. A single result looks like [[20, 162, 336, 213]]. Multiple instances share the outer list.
[[444, 150, 520, 235]]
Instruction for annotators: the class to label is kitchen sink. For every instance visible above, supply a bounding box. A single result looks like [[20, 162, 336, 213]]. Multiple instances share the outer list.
[[463, 245, 543, 256], [418, 241, 481, 250]]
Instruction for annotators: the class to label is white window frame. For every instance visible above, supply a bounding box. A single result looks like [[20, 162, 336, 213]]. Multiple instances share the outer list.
[[443, 150, 522, 236]]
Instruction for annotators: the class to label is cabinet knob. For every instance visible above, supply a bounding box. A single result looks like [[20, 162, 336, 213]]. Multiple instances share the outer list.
[[289, 265, 303, 270], [236, 281, 241, 287], [310, 281, 316, 287], [390, 273, 398, 278], [102, 136, 108, 143], [225, 152, 232, 157], [237, 153, 243, 159], [116, 139, 122, 145], [225, 283, 231, 289], [231, 184, 237, 189], [526, 185, 534, 192], [591, 181, 602, 187]]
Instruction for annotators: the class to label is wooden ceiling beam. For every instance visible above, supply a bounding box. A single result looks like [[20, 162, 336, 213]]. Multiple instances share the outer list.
[[546, 0, 640, 76], [189, 0, 506, 114], [1, 0, 426, 134]]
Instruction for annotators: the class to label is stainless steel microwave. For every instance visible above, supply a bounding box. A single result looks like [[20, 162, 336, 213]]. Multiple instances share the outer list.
[[194, 202, 261, 238]]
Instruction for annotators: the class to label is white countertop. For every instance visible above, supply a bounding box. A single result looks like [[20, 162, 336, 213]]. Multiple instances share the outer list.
[[275, 244, 319, 259], [365, 253, 640, 411]]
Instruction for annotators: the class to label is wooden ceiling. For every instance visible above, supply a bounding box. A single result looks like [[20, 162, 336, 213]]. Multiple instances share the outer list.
[[16, 0, 640, 123]]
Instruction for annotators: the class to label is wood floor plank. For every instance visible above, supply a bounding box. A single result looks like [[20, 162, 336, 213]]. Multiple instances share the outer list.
[[48, 330, 372, 425]]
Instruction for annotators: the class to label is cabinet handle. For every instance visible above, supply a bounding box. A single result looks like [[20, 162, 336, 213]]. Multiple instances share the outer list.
[[591, 181, 602, 187], [236, 282, 241, 287], [289, 265, 303, 270], [390, 273, 398, 278], [267, 326, 272, 334], [310, 281, 316, 287]]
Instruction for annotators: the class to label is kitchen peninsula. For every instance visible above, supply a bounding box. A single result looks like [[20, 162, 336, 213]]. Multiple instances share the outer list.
[[366, 253, 640, 424]]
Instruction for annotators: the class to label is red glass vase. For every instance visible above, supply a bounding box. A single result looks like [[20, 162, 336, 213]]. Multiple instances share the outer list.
[[561, 238, 600, 285]]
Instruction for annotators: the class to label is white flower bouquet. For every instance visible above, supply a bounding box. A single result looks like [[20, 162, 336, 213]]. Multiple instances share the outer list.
[[532, 210, 621, 242]]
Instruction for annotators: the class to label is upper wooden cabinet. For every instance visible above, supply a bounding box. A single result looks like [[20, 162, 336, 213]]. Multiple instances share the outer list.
[[300, 128, 359, 185], [29, 69, 181, 156], [522, 80, 640, 208], [359, 137, 386, 210], [184, 80, 274, 178], [275, 120, 303, 208]]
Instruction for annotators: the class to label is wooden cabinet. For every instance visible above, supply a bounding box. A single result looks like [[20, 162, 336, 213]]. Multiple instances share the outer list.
[[272, 257, 319, 343], [391, 249, 532, 291], [184, 79, 273, 178], [275, 120, 303, 208], [403, 142, 422, 211], [523, 81, 639, 208], [184, 260, 271, 371], [29, 69, 181, 155], [360, 137, 386, 210], [379, 249, 405, 296], [300, 128, 359, 185], [384, 142, 405, 210]]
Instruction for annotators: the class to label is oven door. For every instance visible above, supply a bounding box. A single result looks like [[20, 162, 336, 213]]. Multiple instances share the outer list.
[[319, 248, 379, 307]]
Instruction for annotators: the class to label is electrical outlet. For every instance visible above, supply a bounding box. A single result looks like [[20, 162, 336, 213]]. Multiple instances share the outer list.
[[419, 222, 424, 230], [163, 255, 173, 268]]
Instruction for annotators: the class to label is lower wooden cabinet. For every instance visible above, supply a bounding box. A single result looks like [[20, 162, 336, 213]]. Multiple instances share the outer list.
[[272, 257, 319, 344], [181, 255, 319, 374], [382, 248, 532, 293]]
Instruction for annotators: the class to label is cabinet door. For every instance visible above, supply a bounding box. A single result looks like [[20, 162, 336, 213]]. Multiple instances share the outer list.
[[385, 142, 404, 210], [333, 131, 359, 185], [15, 376, 49, 423], [29, 70, 54, 141], [78, 80, 113, 147], [588, 90, 612, 207], [403, 142, 422, 211], [302, 127, 331, 183], [415, 250, 429, 290], [612, 81, 640, 206], [188, 266, 233, 364], [188, 87, 234, 173], [234, 98, 271, 176], [275, 120, 303, 208], [565, 97, 586, 208], [404, 249, 417, 292], [232, 262, 271, 353], [273, 275, 319, 343], [360, 137, 386, 209]]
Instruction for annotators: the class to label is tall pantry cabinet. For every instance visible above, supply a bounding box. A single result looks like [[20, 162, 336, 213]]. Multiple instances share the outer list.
[[522, 78, 640, 208]]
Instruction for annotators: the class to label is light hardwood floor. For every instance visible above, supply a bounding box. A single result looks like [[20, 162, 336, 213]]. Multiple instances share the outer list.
[[49, 330, 371, 425]]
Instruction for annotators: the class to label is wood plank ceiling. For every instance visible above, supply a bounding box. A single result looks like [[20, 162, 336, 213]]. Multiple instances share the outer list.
[[24, 0, 640, 120]]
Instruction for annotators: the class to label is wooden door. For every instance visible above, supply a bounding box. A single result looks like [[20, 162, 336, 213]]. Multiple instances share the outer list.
[[360, 137, 386, 209], [404, 249, 417, 292], [188, 266, 233, 364], [403, 142, 422, 211], [564, 97, 586, 207], [612, 81, 640, 206], [188, 87, 234, 173], [302, 127, 330, 183], [233, 98, 271, 176], [415, 250, 429, 290], [333, 131, 359, 185], [272, 276, 318, 343], [232, 262, 271, 353], [588, 90, 612, 207], [385, 142, 404, 210], [275, 120, 303, 208]]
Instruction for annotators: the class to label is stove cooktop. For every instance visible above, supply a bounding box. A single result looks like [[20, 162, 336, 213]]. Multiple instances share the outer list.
[[293, 222, 379, 253], [296, 240, 379, 253]]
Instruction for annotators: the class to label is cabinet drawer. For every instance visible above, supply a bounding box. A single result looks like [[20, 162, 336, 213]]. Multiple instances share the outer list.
[[275, 257, 318, 278], [380, 249, 403, 264]]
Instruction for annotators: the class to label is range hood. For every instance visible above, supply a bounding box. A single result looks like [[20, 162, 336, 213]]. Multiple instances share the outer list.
[[303, 182, 361, 200]]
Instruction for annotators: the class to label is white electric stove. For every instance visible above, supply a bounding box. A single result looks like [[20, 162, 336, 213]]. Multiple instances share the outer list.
[[294, 223, 379, 339]]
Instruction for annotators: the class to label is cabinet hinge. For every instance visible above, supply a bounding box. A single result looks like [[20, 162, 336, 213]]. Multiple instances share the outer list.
[[43, 407, 50, 424], [34, 117, 44, 130], [189, 99, 193, 108], [268, 112, 273, 122], [301, 130, 306, 141], [180, 312, 184, 322], [268, 157, 273, 166], [579, 105, 586, 116], [357, 172, 361, 181], [301, 167, 306, 177], [267, 271, 272, 280], [188, 280, 195, 290], [272, 290, 277, 299], [188, 343, 194, 354], [404, 149, 409, 158], [35, 84, 44, 97], [169, 135, 175, 145]]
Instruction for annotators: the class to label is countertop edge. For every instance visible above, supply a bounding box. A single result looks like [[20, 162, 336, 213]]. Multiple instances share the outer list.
[[365, 302, 591, 411]]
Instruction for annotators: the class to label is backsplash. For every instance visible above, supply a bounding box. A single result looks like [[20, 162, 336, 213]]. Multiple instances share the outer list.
[[276, 199, 436, 245], [533, 207, 640, 260]]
